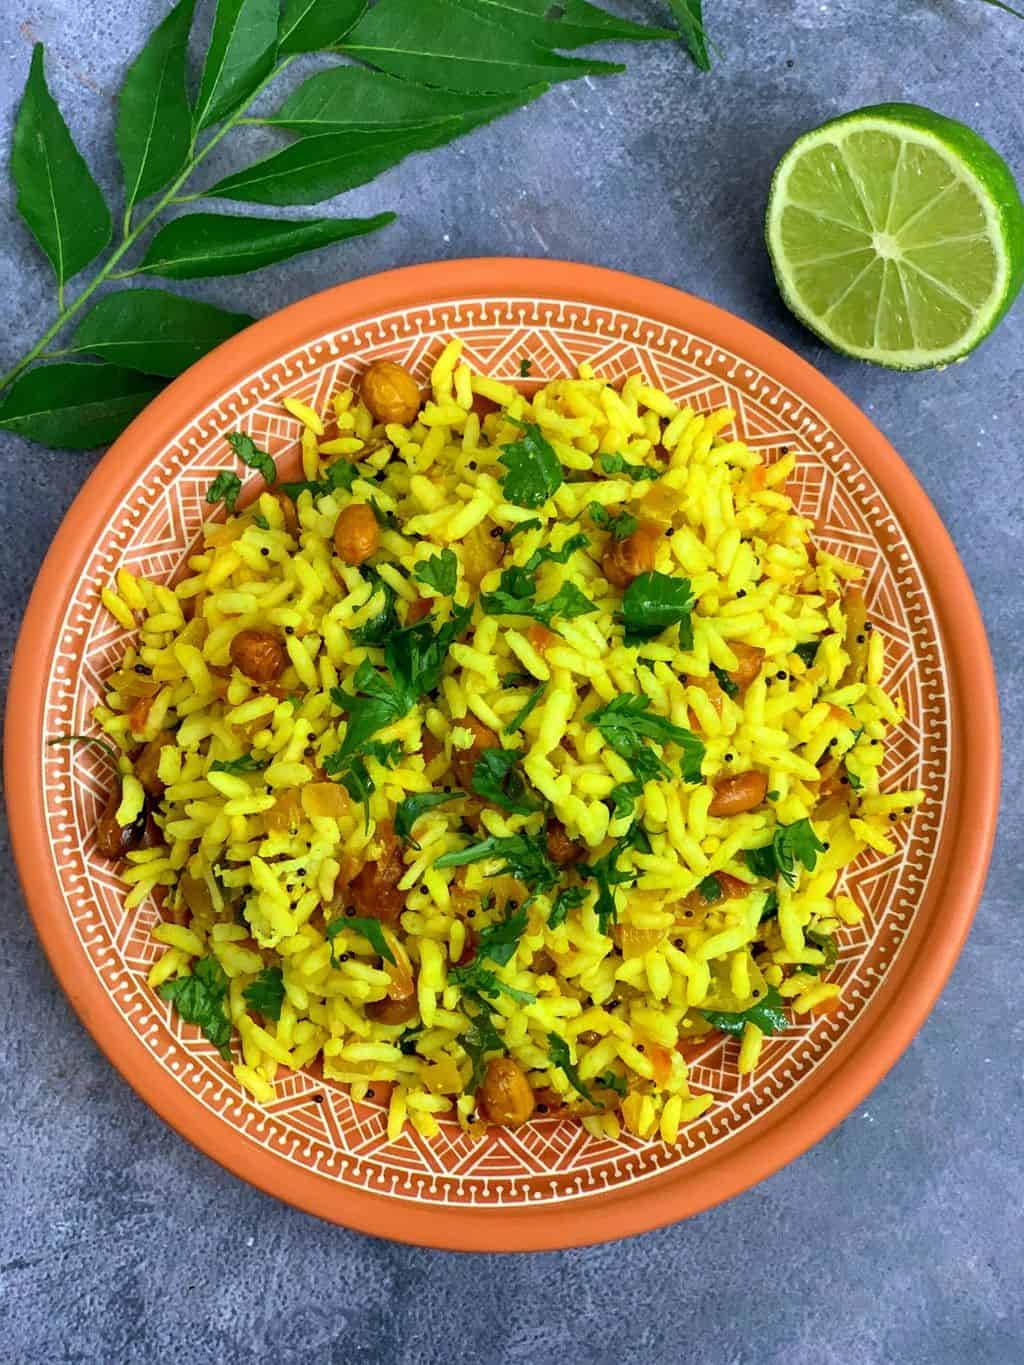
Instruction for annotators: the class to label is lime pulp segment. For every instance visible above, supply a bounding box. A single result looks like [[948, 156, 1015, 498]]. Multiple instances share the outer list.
[[766, 107, 1024, 369]]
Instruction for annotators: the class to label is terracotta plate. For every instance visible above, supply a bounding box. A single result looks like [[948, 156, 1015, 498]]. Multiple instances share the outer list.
[[5, 259, 999, 1251]]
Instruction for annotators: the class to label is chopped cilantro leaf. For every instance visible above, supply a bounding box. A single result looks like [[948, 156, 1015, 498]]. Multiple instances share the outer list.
[[845, 766, 864, 791], [351, 577, 399, 646], [434, 831, 559, 895], [710, 663, 739, 699], [471, 747, 541, 815], [758, 890, 779, 923], [579, 821, 648, 934], [497, 421, 564, 508], [587, 693, 704, 785], [474, 908, 529, 967], [806, 929, 838, 970], [588, 501, 638, 541], [794, 640, 820, 667], [594, 1070, 627, 1098], [547, 1033, 594, 1102], [280, 458, 357, 501], [226, 432, 277, 488], [744, 819, 825, 888], [621, 571, 695, 648], [599, 453, 660, 482], [394, 789, 463, 849], [450, 960, 535, 1005], [157, 955, 232, 1061], [481, 580, 596, 628], [701, 986, 789, 1038], [501, 670, 535, 688], [697, 874, 723, 903], [548, 884, 588, 929], [398, 1024, 424, 1056], [206, 470, 242, 512], [461, 1010, 506, 1091], [325, 914, 396, 965], [501, 518, 543, 543], [251, 512, 269, 530], [414, 548, 458, 597], [209, 753, 269, 775], [608, 779, 643, 820], [369, 498, 400, 530], [504, 682, 547, 735], [243, 966, 284, 1020]]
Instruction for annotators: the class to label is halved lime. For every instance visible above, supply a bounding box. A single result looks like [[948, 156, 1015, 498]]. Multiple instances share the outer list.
[[766, 103, 1024, 369]]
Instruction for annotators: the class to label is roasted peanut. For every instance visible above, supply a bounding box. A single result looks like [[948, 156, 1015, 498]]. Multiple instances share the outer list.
[[708, 770, 769, 817], [134, 733, 174, 797], [728, 642, 766, 691], [546, 818, 583, 866], [272, 490, 299, 537], [527, 623, 558, 655], [602, 523, 661, 588], [333, 503, 379, 565], [406, 595, 433, 625], [361, 360, 421, 425], [451, 715, 501, 788], [95, 790, 146, 859], [348, 820, 405, 922], [479, 1057, 535, 1127], [366, 995, 419, 1025], [229, 628, 287, 684]]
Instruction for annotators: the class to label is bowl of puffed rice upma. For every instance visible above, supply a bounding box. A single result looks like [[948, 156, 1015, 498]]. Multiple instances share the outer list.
[[8, 261, 997, 1249]]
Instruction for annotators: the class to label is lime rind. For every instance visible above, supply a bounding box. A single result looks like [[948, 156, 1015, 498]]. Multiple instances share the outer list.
[[766, 103, 1024, 370]]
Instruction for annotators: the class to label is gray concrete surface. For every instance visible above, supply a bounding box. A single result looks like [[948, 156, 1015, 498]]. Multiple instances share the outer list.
[[1, 2, 1022, 1362]]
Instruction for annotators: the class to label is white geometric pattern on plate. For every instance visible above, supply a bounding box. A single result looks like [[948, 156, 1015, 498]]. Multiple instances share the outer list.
[[40, 298, 949, 1206]]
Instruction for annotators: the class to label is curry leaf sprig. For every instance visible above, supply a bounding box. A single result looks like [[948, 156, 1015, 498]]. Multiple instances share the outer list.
[[0, 0, 684, 450]]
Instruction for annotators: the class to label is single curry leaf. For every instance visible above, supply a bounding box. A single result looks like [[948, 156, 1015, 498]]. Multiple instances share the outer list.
[[67, 290, 253, 378], [278, 0, 366, 53], [116, 0, 196, 216], [435, 831, 559, 894], [242, 965, 284, 1019], [135, 210, 395, 278], [666, 0, 712, 71], [450, 0, 673, 48], [12, 46, 112, 296], [266, 66, 542, 134], [194, 0, 279, 133], [0, 363, 163, 450], [203, 124, 457, 205], [339, 0, 624, 95]]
